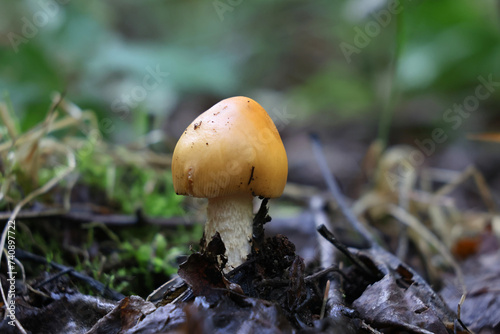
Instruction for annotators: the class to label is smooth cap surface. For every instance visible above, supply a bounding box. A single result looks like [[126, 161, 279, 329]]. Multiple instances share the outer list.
[[172, 96, 288, 199]]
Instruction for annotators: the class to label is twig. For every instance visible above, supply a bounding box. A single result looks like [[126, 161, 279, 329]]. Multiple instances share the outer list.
[[0, 208, 70, 220], [310, 134, 377, 247], [317, 224, 380, 279], [15, 249, 124, 301], [257, 277, 290, 287], [304, 265, 345, 283], [0, 209, 197, 227], [34, 268, 74, 289], [360, 321, 384, 334], [310, 195, 335, 269], [146, 275, 185, 303]]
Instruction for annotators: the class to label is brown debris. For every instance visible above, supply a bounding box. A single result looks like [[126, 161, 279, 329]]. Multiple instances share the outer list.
[[87, 296, 156, 334], [0, 293, 116, 334], [441, 250, 500, 333], [177, 233, 229, 299], [353, 275, 449, 334]]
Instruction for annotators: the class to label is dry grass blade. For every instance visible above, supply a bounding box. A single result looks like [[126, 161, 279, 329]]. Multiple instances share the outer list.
[[310, 134, 377, 247], [385, 204, 468, 320], [0, 102, 19, 139], [386, 205, 463, 282], [320, 280, 330, 320], [432, 165, 497, 213], [0, 94, 98, 155]]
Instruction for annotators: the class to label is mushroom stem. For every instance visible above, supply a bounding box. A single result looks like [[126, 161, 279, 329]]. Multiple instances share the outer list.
[[205, 193, 253, 271]]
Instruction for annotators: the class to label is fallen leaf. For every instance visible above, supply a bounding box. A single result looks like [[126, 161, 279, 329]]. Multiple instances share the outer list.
[[353, 274, 449, 334]]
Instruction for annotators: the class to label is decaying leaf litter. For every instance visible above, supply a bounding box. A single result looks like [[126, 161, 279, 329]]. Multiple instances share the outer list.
[[1, 96, 499, 333]]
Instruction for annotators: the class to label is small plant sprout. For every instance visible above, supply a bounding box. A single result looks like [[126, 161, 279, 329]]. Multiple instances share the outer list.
[[172, 96, 288, 271]]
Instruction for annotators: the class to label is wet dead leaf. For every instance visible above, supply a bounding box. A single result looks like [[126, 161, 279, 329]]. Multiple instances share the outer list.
[[441, 250, 500, 332], [86, 296, 156, 334], [0, 293, 116, 334], [123, 295, 295, 334], [353, 274, 449, 334]]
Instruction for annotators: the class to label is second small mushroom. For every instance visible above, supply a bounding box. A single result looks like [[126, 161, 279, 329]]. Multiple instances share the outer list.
[[172, 96, 288, 271]]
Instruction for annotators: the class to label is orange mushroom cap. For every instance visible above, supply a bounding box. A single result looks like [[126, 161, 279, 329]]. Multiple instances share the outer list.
[[172, 96, 288, 199]]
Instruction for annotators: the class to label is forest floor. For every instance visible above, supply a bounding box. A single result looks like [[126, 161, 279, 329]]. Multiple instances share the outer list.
[[0, 98, 499, 333]]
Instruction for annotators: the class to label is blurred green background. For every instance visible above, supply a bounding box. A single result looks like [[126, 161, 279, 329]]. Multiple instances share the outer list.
[[2, 0, 499, 144]]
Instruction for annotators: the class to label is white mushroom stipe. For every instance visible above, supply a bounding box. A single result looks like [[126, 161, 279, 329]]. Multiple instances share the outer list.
[[205, 193, 253, 270]]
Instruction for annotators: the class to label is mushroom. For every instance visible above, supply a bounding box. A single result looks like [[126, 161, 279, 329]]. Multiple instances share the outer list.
[[172, 96, 288, 271]]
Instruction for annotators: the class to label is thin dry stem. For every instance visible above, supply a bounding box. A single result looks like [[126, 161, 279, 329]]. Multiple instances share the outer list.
[[386, 204, 466, 298], [0, 102, 19, 138]]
